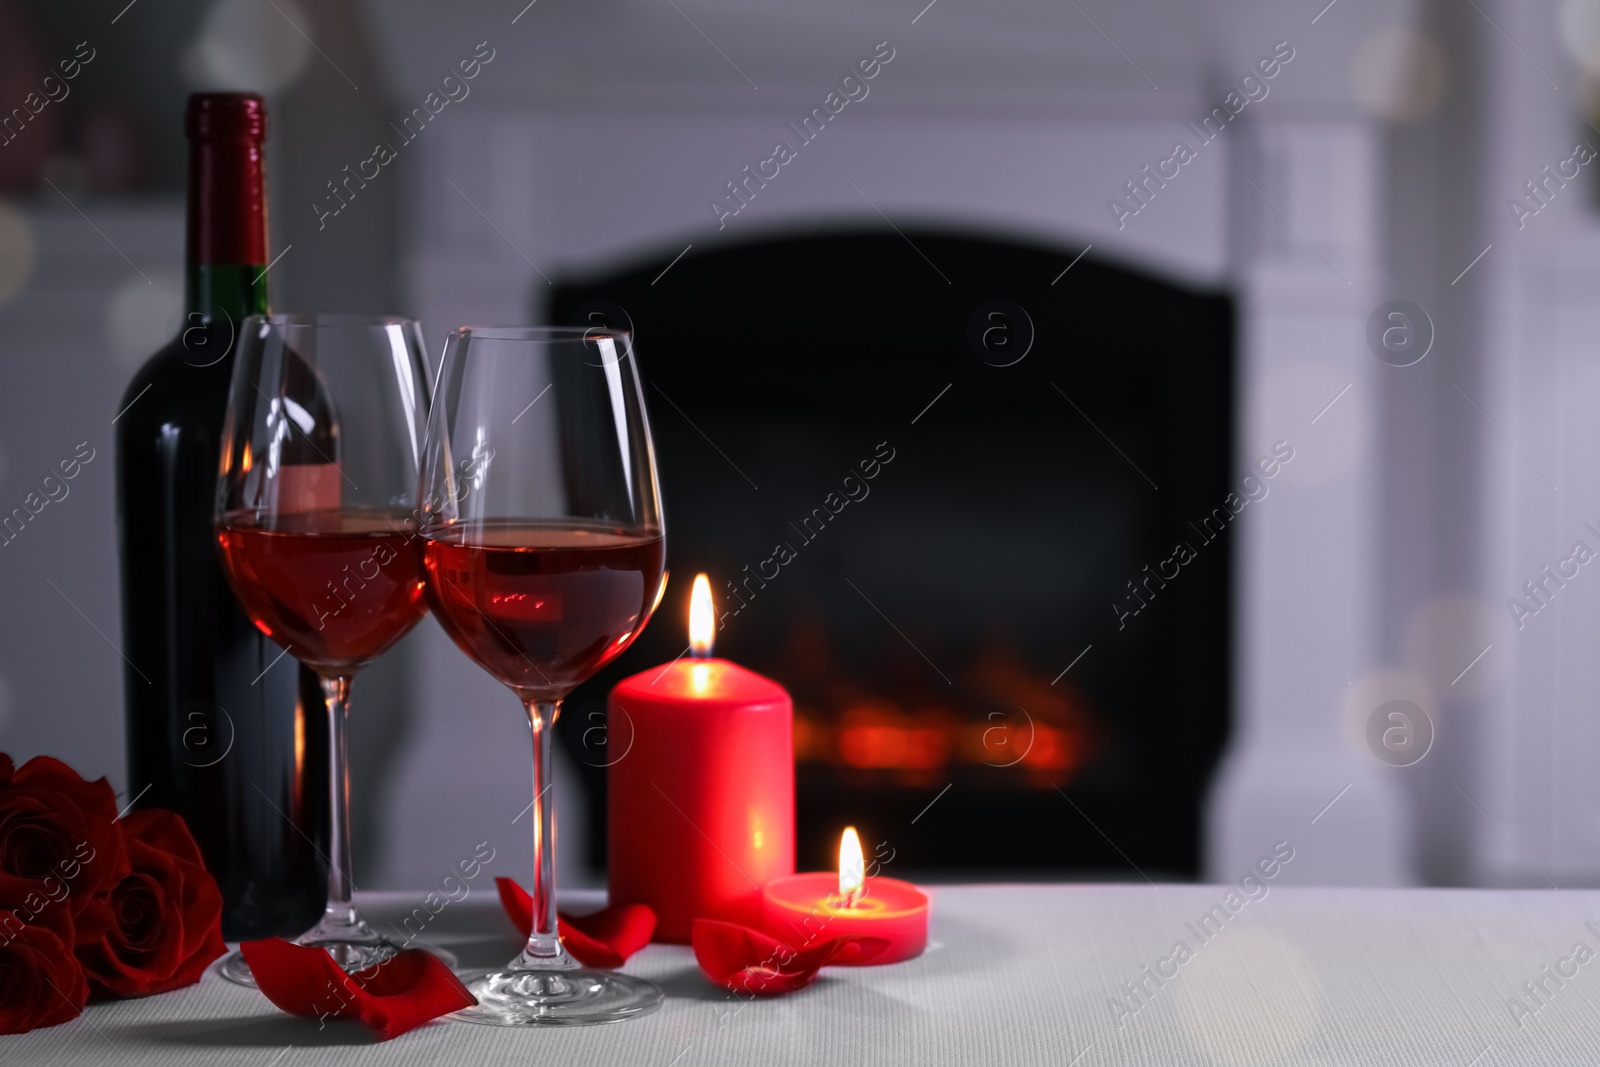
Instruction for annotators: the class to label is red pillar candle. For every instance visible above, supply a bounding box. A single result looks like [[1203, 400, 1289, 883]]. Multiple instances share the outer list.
[[607, 575, 794, 943], [762, 827, 929, 964]]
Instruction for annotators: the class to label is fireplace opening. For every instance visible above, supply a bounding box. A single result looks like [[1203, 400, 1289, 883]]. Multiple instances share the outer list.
[[549, 228, 1235, 881]]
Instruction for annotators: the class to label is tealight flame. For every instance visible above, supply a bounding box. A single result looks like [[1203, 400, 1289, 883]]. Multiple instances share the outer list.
[[689, 573, 714, 658], [839, 826, 865, 907]]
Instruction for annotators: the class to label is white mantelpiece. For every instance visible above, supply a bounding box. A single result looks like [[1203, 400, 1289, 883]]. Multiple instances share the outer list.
[[1206, 117, 1411, 885]]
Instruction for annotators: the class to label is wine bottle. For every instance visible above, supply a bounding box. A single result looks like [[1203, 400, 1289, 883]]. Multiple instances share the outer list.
[[115, 93, 328, 940]]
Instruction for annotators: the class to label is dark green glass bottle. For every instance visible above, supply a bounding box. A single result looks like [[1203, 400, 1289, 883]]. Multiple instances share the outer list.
[[115, 94, 327, 940]]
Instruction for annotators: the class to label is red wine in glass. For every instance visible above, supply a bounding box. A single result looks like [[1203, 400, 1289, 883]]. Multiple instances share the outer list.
[[213, 312, 434, 985], [417, 323, 667, 1025], [420, 519, 664, 697], [216, 508, 426, 672]]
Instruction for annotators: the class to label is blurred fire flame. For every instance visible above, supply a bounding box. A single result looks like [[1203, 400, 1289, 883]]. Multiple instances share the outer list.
[[788, 640, 1096, 787]]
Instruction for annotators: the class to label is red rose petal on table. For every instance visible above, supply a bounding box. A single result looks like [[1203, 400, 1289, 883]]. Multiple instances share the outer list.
[[240, 939, 476, 1041], [806, 936, 890, 967], [495, 876, 655, 968], [563, 903, 657, 969], [691, 918, 889, 996]]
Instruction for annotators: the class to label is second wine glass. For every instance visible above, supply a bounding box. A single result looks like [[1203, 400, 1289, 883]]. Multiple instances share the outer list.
[[213, 314, 435, 983], [417, 326, 667, 1025]]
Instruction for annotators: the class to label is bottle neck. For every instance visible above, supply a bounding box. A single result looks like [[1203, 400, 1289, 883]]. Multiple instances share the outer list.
[[185, 135, 269, 322], [186, 264, 268, 322]]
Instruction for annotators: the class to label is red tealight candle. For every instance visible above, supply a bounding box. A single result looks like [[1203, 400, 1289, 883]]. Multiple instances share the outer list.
[[762, 827, 929, 964], [608, 575, 795, 943]]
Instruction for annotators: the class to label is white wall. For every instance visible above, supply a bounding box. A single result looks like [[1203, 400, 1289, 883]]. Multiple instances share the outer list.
[[1481, 0, 1600, 886], [0, 205, 181, 790]]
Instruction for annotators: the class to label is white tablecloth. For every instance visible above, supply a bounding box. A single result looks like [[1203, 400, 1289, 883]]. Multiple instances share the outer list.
[[10, 883, 1600, 1065]]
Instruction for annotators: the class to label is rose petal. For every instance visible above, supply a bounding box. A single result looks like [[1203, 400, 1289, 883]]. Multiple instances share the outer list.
[[494, 877, 655, 969], [690, 919, 889, 997], [124, 810, 221, 972], [119, 809, 206, 868], [241, 939, 476, 1041], [785, 932, 890, 973], [72, 894, 115, 944], [563, 903, 657, 969], [0, 883, 75, 947], [75, 809, 225, 998], [691, 918, 787, 981], [0, 753, 131, 916], [0, 910, 88, 1034]]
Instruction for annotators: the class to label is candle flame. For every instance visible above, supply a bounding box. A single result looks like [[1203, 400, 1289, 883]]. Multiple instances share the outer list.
[[689, 573, 714, 658], [839, 826, 865, 907]]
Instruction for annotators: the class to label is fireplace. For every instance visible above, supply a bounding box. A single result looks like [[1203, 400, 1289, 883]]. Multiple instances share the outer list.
[[546, 228, 1235, 879]]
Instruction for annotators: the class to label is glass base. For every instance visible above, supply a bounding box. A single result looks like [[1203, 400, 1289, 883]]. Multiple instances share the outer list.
[[451, 968, 664, 1026], [219, 916, 456, 987]]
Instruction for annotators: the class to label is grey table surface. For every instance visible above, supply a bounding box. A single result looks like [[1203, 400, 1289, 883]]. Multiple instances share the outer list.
[[9, 882, 1600, 1065]]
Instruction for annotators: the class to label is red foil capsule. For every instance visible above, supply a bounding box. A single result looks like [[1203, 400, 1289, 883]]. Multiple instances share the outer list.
[[185, 93, 268, 266]]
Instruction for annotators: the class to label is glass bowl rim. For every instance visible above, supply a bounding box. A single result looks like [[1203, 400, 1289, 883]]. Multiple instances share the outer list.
[[446, 325, 632, 342], [243, 312, 417, 329]]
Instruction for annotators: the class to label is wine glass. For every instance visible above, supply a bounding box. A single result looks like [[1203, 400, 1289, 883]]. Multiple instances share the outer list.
[[213, 314, 436, 984], [417, 326, 666, 1026]]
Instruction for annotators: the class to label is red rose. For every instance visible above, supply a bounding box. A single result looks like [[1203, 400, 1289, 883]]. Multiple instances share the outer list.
[[0, 910, 88, 1034], [0, 753, 129, 937], [75, 809, 225, 997]]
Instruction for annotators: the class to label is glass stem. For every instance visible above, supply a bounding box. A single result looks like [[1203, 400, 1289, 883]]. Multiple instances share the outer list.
[[322, 675, 357, 930], [518, 699, 576, 969]]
